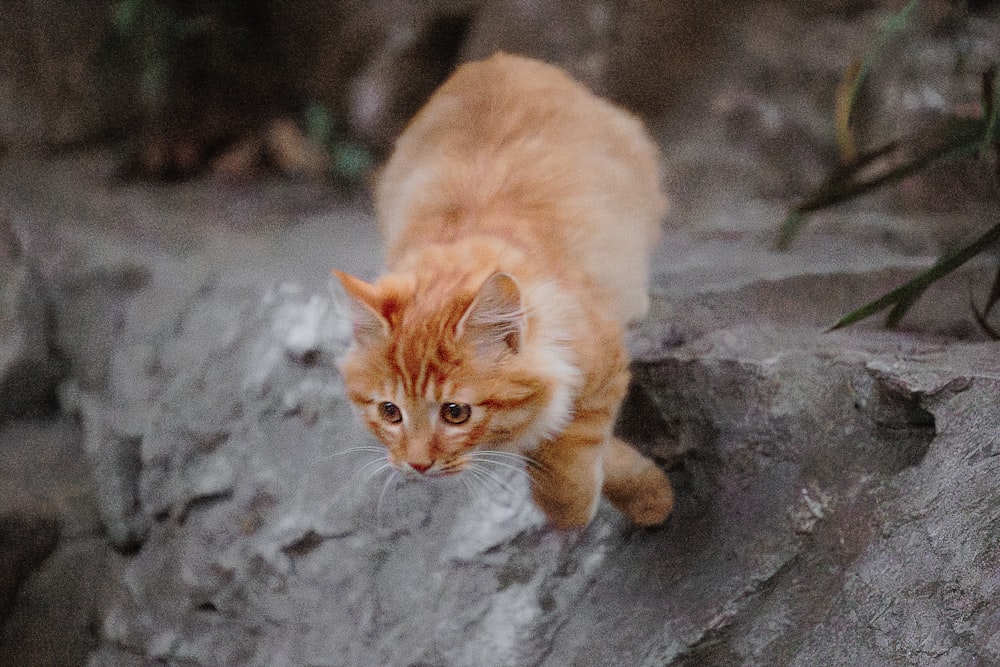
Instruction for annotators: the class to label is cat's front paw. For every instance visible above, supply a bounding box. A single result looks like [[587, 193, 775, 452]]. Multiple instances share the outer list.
[[531, 485, 600, 529], [614, 466, 674, 526]]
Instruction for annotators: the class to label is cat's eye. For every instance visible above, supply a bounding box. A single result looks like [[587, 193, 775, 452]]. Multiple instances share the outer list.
[[378, 401, 403, 424], [440, 402, 471, 425]]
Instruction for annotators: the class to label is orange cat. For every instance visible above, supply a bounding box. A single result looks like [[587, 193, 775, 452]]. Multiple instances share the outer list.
[[334, 53, 673, 528]]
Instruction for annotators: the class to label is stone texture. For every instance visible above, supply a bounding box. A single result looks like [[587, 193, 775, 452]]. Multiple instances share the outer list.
[[0, 218, 64, 423], [0, 483, 59, 626], [631, 328, 999, 666], [70, 253, 996, 666], [0, 417, 106, 666]]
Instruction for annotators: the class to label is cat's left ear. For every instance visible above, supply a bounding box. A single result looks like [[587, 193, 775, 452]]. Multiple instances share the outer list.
[[457, 272, 524, 355], [332, 270, 390, 345]]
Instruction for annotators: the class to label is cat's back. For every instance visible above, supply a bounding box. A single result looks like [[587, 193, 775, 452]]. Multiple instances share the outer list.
[[377, 53, 667, 324]]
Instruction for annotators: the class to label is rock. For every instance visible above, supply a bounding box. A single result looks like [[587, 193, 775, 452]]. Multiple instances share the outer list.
[[58, 276, 259, 552], [0, 537, 109, 666], [0, 416, 108, 666], [0, 218, 63, 423], [634, 328, 1000, 666], [86, 271, 1000, 665], [75, 390, 149, 552], [0, 482, 59, 626]]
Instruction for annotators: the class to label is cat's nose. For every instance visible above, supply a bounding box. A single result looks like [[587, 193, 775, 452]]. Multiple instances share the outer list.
[[409, 461, 432, 473]]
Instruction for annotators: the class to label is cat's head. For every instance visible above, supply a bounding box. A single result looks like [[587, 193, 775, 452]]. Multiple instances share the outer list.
[[333, 268, 572, 476]]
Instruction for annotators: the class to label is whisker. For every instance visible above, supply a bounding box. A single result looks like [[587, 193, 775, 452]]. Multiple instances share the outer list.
[[328, 457, 393, 504], [294, 452, 383, 498], [466, 463, 517, 497], [462, 464, 496, 494], [315, 445, 387, 462], [472, 462, 533, 490], [362, 461, 394, 485], [298, 444, 388, 485], [468, 456, 530, 477], [293, 455, 392, 524], [355, 457, 393, 484], [471, 450, 532, 460], [472, 450, 551, 476], [375, 469, 400, 520], [473, 455, 565, 504], [456, 473, 474, 501], [465, 469, 509, 508], [469, 454, 553, 487], [458, 472, 489, 506]]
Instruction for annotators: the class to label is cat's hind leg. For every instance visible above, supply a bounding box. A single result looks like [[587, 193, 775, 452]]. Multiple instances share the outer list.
[[602, 437, 673, 526]]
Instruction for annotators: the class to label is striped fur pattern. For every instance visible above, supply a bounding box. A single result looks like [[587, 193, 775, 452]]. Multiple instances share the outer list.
[[334, 53, 674, 528]]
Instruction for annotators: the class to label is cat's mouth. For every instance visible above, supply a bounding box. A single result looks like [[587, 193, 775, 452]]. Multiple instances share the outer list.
[[399, 461, 464, 478]]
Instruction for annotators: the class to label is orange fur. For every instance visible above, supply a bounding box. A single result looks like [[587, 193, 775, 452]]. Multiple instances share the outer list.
[[334, 53, 673, 528]]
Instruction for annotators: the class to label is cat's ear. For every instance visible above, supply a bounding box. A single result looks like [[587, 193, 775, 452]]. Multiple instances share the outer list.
[[457, 272, 524, 355], [332, 270, 389, 345]]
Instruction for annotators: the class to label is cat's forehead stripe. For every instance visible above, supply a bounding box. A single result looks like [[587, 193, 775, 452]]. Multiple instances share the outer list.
[[417, 357, 430, 399], [393, 342, 412, 394], [389, 379, 403, 401], [388, 323, 461, 399]]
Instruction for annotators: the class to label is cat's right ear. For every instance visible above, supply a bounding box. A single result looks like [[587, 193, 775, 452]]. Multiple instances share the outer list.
[[457, 271, 525, 356], [332, 270, 389, 345]]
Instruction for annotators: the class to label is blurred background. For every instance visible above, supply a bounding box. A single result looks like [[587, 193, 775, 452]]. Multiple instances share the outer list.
[[1, 0, 739, 181], [3, 1, 997, 222], [1, 1, 996, 194]]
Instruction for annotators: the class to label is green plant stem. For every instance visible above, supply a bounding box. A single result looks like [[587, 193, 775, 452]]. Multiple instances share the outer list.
[[828, 219, 1000, 330], [776, 117, 987, 249], [845, 0, 921, 118], [971, 261, 1000, 339]]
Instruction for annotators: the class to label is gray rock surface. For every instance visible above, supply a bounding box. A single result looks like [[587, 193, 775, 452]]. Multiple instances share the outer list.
[[633, 327, 999, 666], [0, 417, 107, 666], [0, 482, 59, 626], [0, 218, 63, 422], [76, 258, 997, 667]]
